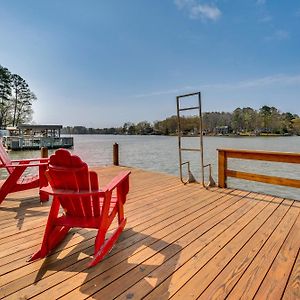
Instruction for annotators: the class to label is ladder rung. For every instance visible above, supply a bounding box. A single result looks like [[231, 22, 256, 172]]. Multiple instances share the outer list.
[[180, 148, 201, 152], [179, 106, 200, 112], [177, 92, 200, 98]]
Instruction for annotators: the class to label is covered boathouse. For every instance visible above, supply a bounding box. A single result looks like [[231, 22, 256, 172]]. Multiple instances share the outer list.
[[2, 124, 73, 150]]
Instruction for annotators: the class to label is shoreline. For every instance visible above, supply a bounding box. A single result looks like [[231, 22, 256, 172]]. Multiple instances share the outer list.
[[62, 133, 299, 138]]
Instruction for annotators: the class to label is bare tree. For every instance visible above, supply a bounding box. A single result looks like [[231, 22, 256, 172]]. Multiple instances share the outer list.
[[11, 74, 35, 126]]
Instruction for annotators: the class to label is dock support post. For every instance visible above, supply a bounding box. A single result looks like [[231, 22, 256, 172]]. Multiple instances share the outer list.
[[113, 143, 119, 166], [218, 150, 227, 188], [41, 147, 48, 158]]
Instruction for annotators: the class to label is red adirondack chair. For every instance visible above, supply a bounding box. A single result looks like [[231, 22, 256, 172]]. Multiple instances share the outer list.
[[30, 149, 131, 267], [0, 143, 49, 205]]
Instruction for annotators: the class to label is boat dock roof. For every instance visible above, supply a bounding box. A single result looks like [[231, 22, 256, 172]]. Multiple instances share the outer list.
[[17, 124, 63, 130], [0, 166, 299, 299]]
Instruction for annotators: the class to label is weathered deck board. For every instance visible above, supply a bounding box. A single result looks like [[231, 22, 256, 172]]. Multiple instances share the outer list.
[[0, 166, 299, 300], [283, 247, 300, 300]]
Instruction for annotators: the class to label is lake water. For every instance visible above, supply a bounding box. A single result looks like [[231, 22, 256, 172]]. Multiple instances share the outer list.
[[7, 135, 300, 200]]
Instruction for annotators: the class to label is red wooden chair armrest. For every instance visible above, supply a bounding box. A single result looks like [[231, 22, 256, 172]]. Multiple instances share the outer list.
[[3, 162, 49, 168], [105, 171, 131, 192], [40, 185, 105, 197], [11, 158, 49, 163]]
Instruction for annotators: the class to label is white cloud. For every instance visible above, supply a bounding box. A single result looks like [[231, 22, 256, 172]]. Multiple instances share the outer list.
[[174, 0, 193, 9], [174, 0, 221, 22], [259, 14, 272, 23], [275, 30, 290, 40], [134, 74, 300, 98], [266, 30, 290, 41], [135, 86, 193, 98], [224, 74, 300, 89], [190, 4, 221, 21]]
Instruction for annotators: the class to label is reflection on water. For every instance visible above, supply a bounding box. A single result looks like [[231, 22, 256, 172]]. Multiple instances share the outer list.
[[4, 135, 300, 200]]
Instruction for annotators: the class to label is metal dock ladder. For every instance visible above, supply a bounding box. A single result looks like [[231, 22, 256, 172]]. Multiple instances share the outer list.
[[176, 92, 215, 188]]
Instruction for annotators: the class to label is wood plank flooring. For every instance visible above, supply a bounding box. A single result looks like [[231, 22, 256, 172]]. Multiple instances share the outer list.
[[0, 166, 299, 300]]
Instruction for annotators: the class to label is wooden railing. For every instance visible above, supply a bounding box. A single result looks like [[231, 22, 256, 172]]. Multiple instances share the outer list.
[[218, 149, 300, 189]]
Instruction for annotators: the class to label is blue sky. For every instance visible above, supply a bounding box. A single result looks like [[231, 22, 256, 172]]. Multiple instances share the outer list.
[[0, 0, 299, 127]]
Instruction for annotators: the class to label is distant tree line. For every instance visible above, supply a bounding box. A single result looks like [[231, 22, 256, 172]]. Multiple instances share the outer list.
[[0, 65, 36, 128], [62, 105, 300, 136]]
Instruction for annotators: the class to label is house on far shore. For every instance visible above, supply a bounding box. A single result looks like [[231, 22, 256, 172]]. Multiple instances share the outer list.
[[2, 124, 73, 150], [215, 125, 230, 135]]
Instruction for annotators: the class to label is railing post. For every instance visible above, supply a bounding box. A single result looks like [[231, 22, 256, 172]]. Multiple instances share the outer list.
[[218, 150, 227, 188], [41, 147, 48, 159], [113, 143, 119, 166]]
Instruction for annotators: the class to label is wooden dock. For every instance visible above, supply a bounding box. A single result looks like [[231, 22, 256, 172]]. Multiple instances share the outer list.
[[0, 166, 299, 299]]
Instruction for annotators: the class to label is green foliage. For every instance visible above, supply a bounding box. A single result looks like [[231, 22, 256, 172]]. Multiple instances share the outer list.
[[0, 65, 36, 128], [62, 105, 299, 136], [292, 119, 300, 135], [151, 105, 298, 136]]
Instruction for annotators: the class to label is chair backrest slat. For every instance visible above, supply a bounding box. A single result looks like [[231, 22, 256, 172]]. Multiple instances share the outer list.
[[0, 144, 14, 174], [47, 168, 82, 216], [46, 149, 99, 217], [90, 171, 101, 216], [75, 164, 93, 217]]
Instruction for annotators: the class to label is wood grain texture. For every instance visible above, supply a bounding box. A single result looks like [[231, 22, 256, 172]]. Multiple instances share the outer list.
[[282, 249, 300, 300], [226, 169, 300, 188], [217, 148, 300, 163], [254, 205, 300, 299], [0, 166, 298, 300]]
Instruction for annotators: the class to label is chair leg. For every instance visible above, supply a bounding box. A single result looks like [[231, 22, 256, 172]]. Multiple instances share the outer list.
[[39, 190, 49, 202], [29, 223, 56, 261], [88, 218, 126, 267], [39, 165, 49, 202], [0, 190, 8, 205], [0, 171, 21, 205], [30, 197, 61, 261], [94, 228, 106, 255], [48, 226, 70, 251], [30, 225, 70, 261]]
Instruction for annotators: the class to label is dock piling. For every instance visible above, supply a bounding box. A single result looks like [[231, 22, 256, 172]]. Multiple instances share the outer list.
[[41, 147, 48, 158], [113, 143, 119, 166]]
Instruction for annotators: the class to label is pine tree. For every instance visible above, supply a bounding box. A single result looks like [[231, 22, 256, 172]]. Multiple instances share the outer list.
[[0, 65, 12, 127]]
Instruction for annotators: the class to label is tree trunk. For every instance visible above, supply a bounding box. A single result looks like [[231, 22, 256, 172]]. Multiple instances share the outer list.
[[12, 89, 18, 127]]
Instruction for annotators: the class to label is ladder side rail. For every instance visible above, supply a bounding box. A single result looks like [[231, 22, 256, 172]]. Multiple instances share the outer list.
[[176, 96, 184, 183], [198, 92, 205, 186]]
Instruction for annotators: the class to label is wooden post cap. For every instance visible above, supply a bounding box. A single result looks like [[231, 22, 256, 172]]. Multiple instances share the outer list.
[[41, 147, 48, 158]]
